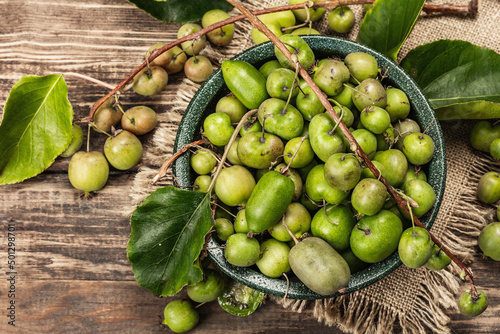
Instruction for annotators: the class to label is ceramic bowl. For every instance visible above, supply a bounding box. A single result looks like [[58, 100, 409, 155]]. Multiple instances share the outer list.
[[173, 35, 446, 299]]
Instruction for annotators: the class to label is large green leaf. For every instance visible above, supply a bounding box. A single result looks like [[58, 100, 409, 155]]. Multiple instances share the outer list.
[[435, 101, 500, 121], [127, 186, 212, 296], [0, 75, 73, 185], [357, 0, 425, 61], [400, 40, 500, 119], [128, 0, 234, 23]]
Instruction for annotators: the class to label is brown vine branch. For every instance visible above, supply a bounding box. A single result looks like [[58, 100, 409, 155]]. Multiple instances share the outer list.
[[226, 0, 475, 286], [422, 0, 479, 15], [88, 1, 362, 120]]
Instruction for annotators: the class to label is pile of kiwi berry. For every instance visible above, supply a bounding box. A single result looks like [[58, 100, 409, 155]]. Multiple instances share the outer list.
[[199, 33, 440, 296]]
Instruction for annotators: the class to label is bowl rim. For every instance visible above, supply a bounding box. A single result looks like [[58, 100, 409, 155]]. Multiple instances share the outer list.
[[173, 35, 447, 300]]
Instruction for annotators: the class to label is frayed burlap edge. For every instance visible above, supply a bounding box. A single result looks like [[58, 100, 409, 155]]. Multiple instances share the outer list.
[[441, 152, 500, 261], [269, 260, 461, 334]]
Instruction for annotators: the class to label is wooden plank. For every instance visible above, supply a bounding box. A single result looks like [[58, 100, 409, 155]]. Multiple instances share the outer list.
[[2, 279, 334, 334], [1, 174, 134, 281]]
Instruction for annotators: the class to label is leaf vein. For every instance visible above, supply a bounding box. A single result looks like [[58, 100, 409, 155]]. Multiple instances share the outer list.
[[7, 76, 62, 170], [156, 193, 210, 294]]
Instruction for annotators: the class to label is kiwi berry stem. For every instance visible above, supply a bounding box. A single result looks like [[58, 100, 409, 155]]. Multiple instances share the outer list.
[[282, 216, 300, 245], [304, 192, 323, 208], [227, 0, 477, 287], [194, 302, 207, 309], [343, 83, 375, 105], [206, 109, 259, 193], [282, 272, 290, 300], [328, 98, 342, 109], [212, 201, 237, 218], [114, 102, 134, 123], [349, 73, 361, 85], [260, 115, 270, 143], [89, 123, 113, 138], [323, 200, 339, 226], [356, 225, 371, 236], [422, 118, 436, 135], [281, 1, 311, 32], [281, 21, 309, 32], [296, 82, 308, 97], [281, 58, 301, 115], [281, 135, 308, 176], [331, 108, 344, 134], [86, 124, 91, 153], [407, 201, 416, 234]]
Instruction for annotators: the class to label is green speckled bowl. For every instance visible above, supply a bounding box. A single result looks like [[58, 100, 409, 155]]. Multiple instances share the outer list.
[[173, 36, 446, 300]]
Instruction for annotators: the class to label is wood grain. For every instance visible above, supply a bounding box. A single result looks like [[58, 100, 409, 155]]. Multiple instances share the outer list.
[[0, 0, 499, 333]]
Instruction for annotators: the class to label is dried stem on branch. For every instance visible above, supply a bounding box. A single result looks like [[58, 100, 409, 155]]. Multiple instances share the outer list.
[[422, 0, 479, 15], [225, 0, 475, 288]]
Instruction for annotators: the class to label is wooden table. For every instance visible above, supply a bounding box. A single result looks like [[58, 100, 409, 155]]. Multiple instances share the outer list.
[[1, 0, 498, 333]]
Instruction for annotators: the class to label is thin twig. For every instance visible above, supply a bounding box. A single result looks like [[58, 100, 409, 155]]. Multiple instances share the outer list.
[[281, 135, 308, 176], [282, 216, 299, 245], [151, 139, 207, 184], [422, 0, 479, 15], [63, 72, 115, 90], [88, 0, 368, 120], [282, 272, 290, 300]]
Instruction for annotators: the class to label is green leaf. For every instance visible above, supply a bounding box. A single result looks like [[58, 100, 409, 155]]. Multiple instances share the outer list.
[[357, 0, 425, 61], [435, 101, 500, 121], [128, 0, 234, 23], [127, 186, 213, 297], [400, 40, 500, 119], [0, 75, 73, 185]]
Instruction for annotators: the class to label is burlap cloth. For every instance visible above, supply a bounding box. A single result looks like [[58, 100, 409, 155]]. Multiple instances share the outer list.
[[130, 1, 500, 333]]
